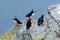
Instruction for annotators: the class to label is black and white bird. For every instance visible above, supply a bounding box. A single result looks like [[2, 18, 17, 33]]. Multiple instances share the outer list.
[[38, 15, 44, 26], [26, 9, 36, 17], [12, 16, 22, 24], [26, 18, 32, 30]]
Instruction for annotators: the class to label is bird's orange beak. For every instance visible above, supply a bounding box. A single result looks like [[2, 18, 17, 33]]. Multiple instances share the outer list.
[[29, 18, 32, 21]]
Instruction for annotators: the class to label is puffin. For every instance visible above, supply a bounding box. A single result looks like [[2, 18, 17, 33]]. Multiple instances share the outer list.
[[12, 16, 22, 28], [26, 18, 32, 30], [26, 9, 36, 17], [38, 15, 44, 26], [12, 16, 22, 24]]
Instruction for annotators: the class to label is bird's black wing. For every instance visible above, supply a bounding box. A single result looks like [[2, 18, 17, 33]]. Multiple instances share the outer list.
[[16, 19, 22, 24], [26, 9, 35, 17], [26, 20, 31, 30], [26, 13, 32, 17]]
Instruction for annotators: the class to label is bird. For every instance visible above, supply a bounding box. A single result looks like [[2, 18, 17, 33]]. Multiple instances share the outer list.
[[12, 16, 22, 28], [26, 9, 36, 17], [26, 18, 32, 30], [37, 15, 44, 26], [12, 16, 22, 24]]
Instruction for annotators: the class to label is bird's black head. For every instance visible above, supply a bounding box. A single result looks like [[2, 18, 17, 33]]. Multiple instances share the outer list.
[[31, 9, 36, 13], [41, 15, 44, 18], [12, 16, 17, 21]]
